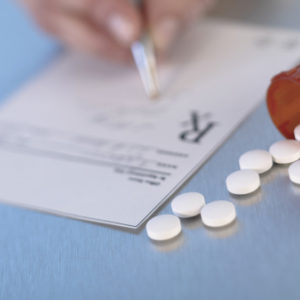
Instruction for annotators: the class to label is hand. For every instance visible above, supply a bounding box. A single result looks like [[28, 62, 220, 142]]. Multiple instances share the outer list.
[[19, 0, 215, 61]]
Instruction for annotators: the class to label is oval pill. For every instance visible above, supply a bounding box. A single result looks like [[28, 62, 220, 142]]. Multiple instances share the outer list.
[[171, 192, 205, 218], [239, 149, 273, 174], [146, 215, 181, 241], [226, 170, 260, 195], [201, 200, 236, 228], [288, 160, 300, 184], [269, 140, 300, 164], [294, 125, 300, 141]]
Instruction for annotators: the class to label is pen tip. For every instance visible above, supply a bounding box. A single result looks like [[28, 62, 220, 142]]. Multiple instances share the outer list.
[[149, 89, 160, 99]]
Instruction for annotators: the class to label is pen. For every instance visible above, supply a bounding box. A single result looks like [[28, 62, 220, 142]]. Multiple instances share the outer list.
[[130, 1, 160, 99]]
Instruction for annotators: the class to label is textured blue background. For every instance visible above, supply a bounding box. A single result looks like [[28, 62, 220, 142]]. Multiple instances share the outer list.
[[0, 1, 58, 102]]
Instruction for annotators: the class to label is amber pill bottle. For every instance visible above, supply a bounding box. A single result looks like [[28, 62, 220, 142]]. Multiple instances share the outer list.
[[267, 65, 300, 139]]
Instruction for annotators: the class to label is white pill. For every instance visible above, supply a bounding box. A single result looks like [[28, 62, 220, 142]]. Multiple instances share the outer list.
[[294, 125, 300, 141], [239, 149, 273, 174], [269, 140, 300, 164], [288, 160, 300, 184], [171, 192, 205, 218], [226, 170, 260, 195], [201, 200, 236, 228], [146, 215, 181, 241]]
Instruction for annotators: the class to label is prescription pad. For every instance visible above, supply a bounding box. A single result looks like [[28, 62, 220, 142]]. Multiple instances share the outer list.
[[0, 20, 299, 229]]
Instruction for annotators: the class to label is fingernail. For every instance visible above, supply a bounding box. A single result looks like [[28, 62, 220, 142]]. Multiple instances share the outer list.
[[153, 17, 180, 53], [106, 14, 137, 46]]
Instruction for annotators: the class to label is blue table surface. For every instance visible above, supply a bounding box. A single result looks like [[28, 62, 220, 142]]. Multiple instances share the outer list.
[[0, 1, 58, 101], [2, 1, 300, 300]]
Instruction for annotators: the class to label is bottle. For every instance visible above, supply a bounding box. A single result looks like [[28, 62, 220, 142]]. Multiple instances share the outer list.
[[267, 65, 300, 139]]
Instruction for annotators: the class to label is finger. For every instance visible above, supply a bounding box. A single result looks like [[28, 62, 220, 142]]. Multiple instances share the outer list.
[[52, 0, 143, 47], [36, 8, 132, 62], [145, 0, 215, 53]]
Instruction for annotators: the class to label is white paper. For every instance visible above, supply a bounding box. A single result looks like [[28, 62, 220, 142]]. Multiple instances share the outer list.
[[0, 19, 299, 228]]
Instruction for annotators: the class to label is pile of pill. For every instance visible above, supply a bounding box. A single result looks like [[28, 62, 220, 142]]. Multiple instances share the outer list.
[[146, 125, 300, 241]]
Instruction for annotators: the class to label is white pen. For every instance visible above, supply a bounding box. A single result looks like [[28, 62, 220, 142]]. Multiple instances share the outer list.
[[130, 1, 160, 99]]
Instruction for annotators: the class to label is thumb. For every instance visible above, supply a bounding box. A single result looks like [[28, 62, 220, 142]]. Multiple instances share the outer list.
[[92, 0, 142, 46]]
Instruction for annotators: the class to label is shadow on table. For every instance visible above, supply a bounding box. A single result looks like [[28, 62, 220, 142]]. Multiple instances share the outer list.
[[150, 233, 185, 252]]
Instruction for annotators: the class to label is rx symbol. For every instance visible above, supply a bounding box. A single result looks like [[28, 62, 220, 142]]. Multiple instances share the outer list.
[[179, 111, 216, 144]]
